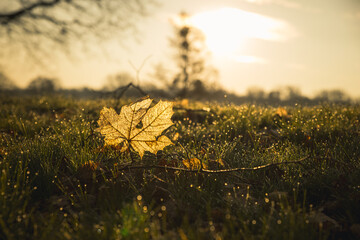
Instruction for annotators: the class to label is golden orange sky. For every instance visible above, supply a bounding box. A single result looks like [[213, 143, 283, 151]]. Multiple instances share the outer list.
[[2, 0, 360, 97]]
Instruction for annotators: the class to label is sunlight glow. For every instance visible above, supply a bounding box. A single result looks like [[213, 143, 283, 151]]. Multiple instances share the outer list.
[[189, 7, 295, 56], [233, 55, 266, 64]]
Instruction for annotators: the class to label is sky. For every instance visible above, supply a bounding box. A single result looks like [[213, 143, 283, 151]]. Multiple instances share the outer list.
[[3, 0, 360, 97]]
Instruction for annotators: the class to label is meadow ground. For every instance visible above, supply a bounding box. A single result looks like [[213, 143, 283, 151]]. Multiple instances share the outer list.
[[0, 95, 359, 239]]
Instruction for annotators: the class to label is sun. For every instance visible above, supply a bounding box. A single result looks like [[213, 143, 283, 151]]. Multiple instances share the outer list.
[[189, 7, 292, 57]]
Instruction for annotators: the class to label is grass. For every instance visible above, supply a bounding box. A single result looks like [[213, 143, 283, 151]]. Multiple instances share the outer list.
[[0, 94, 359, 239]]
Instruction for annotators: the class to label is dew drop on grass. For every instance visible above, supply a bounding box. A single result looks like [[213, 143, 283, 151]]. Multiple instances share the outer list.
[[143, 206, 148, 213]]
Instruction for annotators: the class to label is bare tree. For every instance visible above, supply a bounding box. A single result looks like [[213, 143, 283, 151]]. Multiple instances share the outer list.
[[0, 0, 155, 61], [170, 12, 211, 98]]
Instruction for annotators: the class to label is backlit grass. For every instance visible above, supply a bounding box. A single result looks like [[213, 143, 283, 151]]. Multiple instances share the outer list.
[[1, 95, 359, 239]]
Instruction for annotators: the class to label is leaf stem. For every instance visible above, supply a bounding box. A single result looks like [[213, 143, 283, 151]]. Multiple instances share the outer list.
[[128, 146, 135, 163]]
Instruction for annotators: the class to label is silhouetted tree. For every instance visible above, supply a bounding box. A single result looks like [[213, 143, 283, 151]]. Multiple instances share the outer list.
[[27, 76, 60, 93], [316, 90, 350, 103], [268, 90, 281, 102], [0, 0, 155, 61], [191, 79, 207, 99], [246, 87, 265, 101], [286, 86, 302, 100], [170, 12, 211, 98]]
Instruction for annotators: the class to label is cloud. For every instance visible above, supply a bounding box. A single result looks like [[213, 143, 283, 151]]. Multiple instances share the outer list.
[[190, 7, 297, 43], [189, 7, 297, 61]]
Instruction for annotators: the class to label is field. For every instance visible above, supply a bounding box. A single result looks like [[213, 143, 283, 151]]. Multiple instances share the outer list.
[[0, 95, 359, 239]]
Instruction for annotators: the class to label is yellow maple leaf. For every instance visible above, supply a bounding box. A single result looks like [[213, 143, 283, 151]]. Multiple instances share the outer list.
[[182, 158, 208, 170], [97, 98, 174, 158], [213, 158, 225, 167]]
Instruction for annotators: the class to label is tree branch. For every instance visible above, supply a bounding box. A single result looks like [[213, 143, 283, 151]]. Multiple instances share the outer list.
[[114, 82, 149, 99], [0, 0, 61, 25], [116, 156, 309, 173], [1, 0, 155, 64]]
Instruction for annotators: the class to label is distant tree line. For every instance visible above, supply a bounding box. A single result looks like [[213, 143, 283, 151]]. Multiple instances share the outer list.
[[0, 71, 356, 106]]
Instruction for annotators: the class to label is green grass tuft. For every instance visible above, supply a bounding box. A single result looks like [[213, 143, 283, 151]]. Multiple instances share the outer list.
[[0, 95, 359, 239]]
